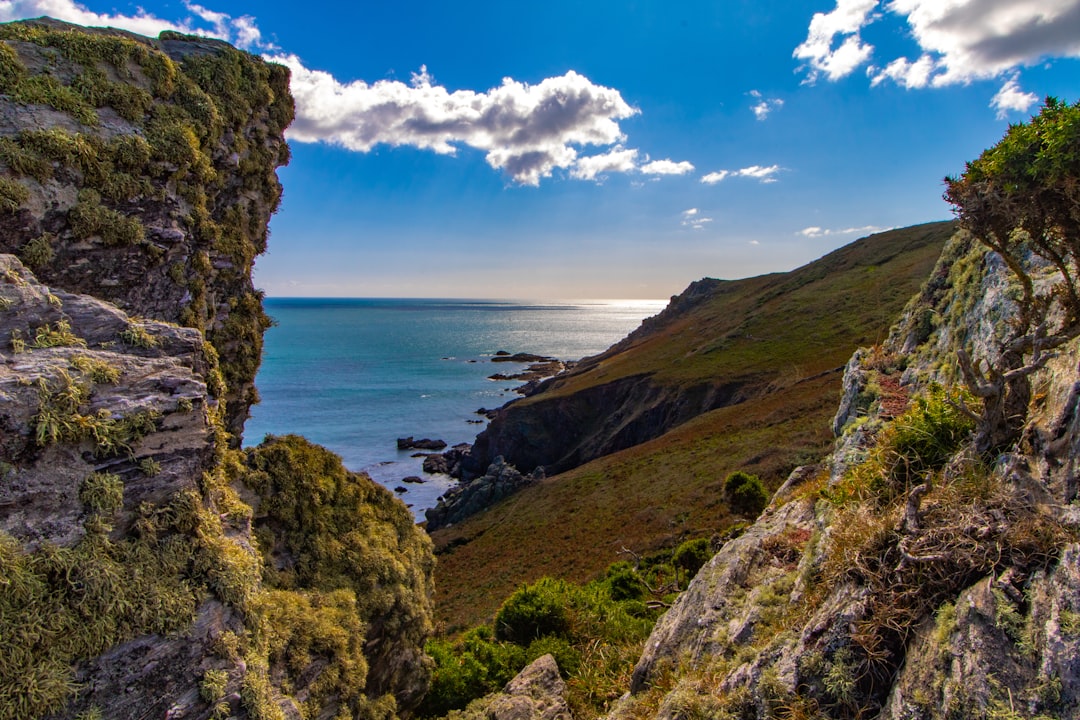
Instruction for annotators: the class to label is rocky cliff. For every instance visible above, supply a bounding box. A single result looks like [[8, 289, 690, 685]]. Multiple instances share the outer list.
[[606, 228, 1080, 719], [0, 20, 436, 720], [0, 17, 292, 438]]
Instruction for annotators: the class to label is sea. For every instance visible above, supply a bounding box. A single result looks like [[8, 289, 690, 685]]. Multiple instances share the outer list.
[[244, 298, 668, 520]]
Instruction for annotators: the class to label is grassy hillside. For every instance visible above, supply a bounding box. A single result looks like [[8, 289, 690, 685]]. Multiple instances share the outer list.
[[432, 221, 956, 631]]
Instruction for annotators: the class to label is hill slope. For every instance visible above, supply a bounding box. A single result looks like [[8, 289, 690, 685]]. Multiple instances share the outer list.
[[432, 221, 954, 630]]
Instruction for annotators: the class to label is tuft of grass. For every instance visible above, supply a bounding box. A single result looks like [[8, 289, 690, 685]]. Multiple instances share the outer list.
[[0, 177, 28, 213], [19, 234, 54, 269], [119, 322, 159, 349], [70, 354, 121, 384], [32, 320, 86, 349], [68, 189, 145, 246], [80, 472, 124, 515]]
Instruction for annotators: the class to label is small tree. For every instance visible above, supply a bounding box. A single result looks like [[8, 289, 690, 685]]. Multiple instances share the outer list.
[[724, 470, 768, 518], [944, 97, 1080, 452]]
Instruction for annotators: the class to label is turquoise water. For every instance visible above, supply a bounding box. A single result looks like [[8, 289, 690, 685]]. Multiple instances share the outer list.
[[245, 298, 666, 518]]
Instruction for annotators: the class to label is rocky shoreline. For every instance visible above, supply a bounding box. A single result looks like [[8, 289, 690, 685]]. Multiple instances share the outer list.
[[393, 349, 572, 520]]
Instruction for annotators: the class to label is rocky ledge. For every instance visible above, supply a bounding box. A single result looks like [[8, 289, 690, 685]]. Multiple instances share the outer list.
[[425, 455, 545, 530]]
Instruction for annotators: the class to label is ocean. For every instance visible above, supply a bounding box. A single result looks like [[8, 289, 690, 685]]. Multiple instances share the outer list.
[[244, 298, 667, 519]]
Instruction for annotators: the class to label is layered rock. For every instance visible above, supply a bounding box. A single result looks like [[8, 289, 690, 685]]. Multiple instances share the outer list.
[[0, 17, 293, 438]]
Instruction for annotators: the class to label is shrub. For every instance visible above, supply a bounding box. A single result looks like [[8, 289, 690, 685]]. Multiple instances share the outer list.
[[604, 562, 646, 601], [69, 354, 121, 385], [494, 578, 572, 645], [724, 470, 769, 517], [0, 137, 52, 180], [672, 537, 713, 581]]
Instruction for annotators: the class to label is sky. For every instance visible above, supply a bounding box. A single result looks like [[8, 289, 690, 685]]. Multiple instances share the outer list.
[[2, 1, 1079, 299]]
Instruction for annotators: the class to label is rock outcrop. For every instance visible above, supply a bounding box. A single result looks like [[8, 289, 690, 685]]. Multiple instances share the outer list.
[[0, 21, 436, 720], [0, 17, 293, 438], [608, 229, 1080, 720], [426, 456, 544, 530], [445, 655, 572, 720]]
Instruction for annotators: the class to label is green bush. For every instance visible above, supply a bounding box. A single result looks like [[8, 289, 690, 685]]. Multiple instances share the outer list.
[[604, 562, 646, 601], [672, 537, 712, 580], [724, 470, 769, 517], [494, 578, 572, 645]]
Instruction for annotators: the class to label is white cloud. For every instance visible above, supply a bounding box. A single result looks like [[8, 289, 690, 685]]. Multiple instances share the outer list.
[[681, 208, 712, 230], [640, 158, 695, 176], [798, 224, 886, 238], [990, 75, 1039, 119], [274, 55, 640, 186], [869, 53, 936, 88], [701, 170, 730, 184], [749, 90, 784, 120], [793, 0, 879, 83], [0, 0, 269, 49], [798, 0, 1080, 97], [571, 146, 640, 181], [701, 164, 782, 184]]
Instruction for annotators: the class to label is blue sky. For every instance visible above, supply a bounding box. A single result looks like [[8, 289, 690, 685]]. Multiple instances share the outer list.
[[3, 1, 1079, 299]]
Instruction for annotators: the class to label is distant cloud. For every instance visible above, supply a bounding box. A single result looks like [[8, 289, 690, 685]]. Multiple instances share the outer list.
[[748, 90, 784, 120], [798, 224, 886, 238], [681, 207, 713, 230], [0, 0, 268, 49], [641, 159, 695, 176], [571, 146, 640, 181], [795, 0, 1080, 115], [990, 76, 1039, 119], [701, 164, 782, 184]]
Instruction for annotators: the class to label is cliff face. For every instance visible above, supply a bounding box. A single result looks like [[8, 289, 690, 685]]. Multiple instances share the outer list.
[[608, 230, 1080, 720], [0, 17, 292, 438], [0, 21, 436, 720]]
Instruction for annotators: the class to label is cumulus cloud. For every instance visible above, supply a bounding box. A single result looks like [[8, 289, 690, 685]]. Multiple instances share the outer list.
[[990, 75, 1039, 119], [797, 0, 1080, 109], [273, 56, 642, 186], [571, 146, 640, 181], [0, 0, 268, 49], [749, 90, 784, 120], [798, 224, 886, 238], [793, 0, 878, 83], [640, 158, 695, 176], [701, 164, 782, 185]]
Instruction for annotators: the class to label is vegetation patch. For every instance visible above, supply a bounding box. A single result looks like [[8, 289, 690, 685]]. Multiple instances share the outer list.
[[421, 548, 704, 719]]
